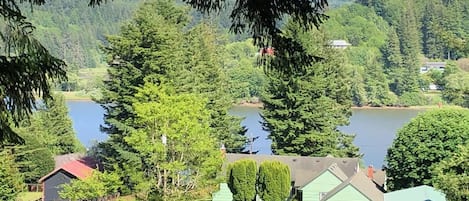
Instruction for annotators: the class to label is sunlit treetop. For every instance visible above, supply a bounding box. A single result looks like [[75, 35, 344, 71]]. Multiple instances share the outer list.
[[90, 0, 330, 74]]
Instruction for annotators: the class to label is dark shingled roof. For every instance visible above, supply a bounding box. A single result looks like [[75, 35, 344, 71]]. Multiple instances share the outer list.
[[225, 154, 359, 188], [321, 171, 384, 201]]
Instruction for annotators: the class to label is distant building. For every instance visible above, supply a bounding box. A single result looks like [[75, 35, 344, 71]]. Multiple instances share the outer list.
[[420, 61, 446, 74], [329, 40, 351, 49]]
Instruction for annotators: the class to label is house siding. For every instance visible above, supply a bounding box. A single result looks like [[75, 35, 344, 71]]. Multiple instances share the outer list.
[[301, 171, 343, 201], [43, 170, 75, 201], [212, 183, 233, 201], [324, 185, 370, 201]]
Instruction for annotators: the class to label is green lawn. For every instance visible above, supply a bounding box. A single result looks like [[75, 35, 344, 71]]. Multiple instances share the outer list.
[[17, 192, 42, 201]]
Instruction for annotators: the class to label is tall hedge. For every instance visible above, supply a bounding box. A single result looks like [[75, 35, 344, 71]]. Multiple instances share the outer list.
[[257, 160, 291, 201], [227, 159, 257, 201]]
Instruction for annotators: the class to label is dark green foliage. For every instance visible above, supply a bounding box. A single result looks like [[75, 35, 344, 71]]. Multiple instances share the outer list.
[[38, 94, 84, 154], [442, 72, 469, 108], [323, 4, 393, 106], [95, 1, 247, 194], [257, 160, 291, 201], [26, 0, 140, 69], [90, 0, 330, 74], [175, 23, 247, 152], [224, 39, 266, 100], [432, 143, 469, 201], [226, 159, 257, 201], [0, 0, 68, 144], [0, 149, 24, 200], [386, 108, 469, 191], [14, 131, 55, 184], [262, 22, 360, 157], [397, 92, 429, 107]]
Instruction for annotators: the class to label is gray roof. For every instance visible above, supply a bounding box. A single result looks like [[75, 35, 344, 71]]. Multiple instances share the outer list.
[[330, 40, 351, 46], [321, 171, 384, 201], [423, 62, 446, 68], [225, 154, 359, 188]]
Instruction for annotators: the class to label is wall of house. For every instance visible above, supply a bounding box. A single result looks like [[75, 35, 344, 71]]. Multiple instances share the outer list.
[[301, 171, 344, 201], [212, 183, 233, 201], [43, 170, 74, 201], [325, 185, 370, 201]]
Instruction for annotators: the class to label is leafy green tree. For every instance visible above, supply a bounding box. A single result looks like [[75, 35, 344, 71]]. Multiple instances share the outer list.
[[124, 82, 222, 200], [386, 108, 469, 191], [0, 149, 24, 201], [60, 170, 122, 201], [226, 159, 257, 201], [432, 143, 469, 201], [261, 22, 360, 157], [257, 160, 291, 201], [442, 72, 469, 108], [224, 39, 266, 100]]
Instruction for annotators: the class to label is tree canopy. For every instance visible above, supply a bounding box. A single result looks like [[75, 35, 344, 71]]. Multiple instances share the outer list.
[[261, 21, 360, 157], [386, 108, 469, 191], [432, 143, 469, 201], [0, 0, 67, 144], [226, 159, 257, 201]]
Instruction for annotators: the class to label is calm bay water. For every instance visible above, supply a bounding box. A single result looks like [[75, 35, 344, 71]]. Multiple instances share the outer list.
[[66, 101, 423, 167]]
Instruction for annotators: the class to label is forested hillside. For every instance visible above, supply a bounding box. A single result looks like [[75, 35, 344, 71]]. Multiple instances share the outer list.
[[26, 0, 140, 69], [24, 0, 469, 107], [321, 0, 469, 107]]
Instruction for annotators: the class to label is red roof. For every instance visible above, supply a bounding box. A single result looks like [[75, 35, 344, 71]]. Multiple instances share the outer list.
[[39, 160, 94, 183]]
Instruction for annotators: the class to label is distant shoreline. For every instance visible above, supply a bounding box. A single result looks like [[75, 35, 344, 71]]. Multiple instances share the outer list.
[[60, 92, 458, 110]]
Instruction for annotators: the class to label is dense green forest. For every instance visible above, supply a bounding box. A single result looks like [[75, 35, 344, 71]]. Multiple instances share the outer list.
[[1, 0, 468, 200], [25, 0, 469, 107]]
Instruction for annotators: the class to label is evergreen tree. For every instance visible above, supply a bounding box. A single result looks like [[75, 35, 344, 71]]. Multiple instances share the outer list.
[[14, 130, 55, 184], [175, 23, 247, 152], [0, 149, 24, 200], [95, 0, 190, 171], [396, 2, 421, 94], [226, 159, 257, 201], [38, 93, 84, 154], [348, 64, 368, 107], [421, 0, 445, 59], [261, 22, 360, 157], [257, 160, 291, 201]]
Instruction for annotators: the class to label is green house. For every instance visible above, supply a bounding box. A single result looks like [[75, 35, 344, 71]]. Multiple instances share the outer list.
[[300, 163, 348, 201], [212, 183, 233, 201], [212, 154, 371, 201], [320, 172, 384, 201], [384, 185, 446, 201]]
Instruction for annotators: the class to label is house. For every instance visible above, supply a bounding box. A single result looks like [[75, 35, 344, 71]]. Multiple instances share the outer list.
[[384, 185, 446, 201], [420, 62, 446, 74], [213, 154, 383, 201], [329, 40, 351, 49], [38, 159, 95, 201], [320, 171, 384, 201]]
